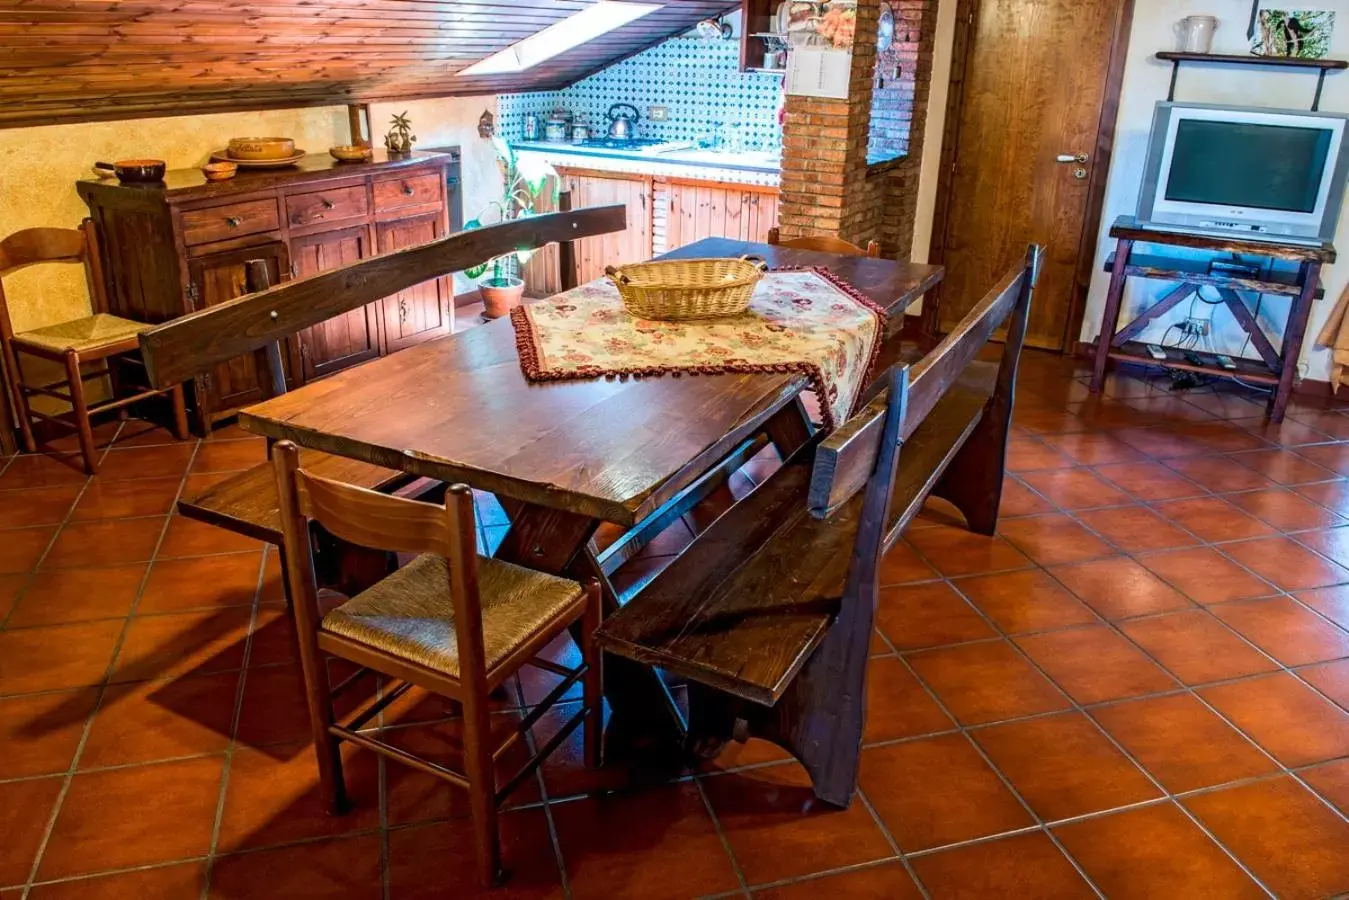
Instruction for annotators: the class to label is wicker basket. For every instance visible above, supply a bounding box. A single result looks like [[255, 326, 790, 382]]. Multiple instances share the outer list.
[[605, 256, 769, 320]]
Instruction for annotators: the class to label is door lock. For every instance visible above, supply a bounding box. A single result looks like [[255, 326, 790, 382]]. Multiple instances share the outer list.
[[1073, 167, 1089, 180]]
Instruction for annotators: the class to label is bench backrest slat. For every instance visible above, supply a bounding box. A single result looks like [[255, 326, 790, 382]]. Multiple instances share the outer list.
[[139, 199, 626, 389], [808, 245, 1042, 518]]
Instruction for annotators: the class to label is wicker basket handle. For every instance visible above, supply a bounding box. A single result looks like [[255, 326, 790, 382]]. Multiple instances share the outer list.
[[605, 265, 632, 286], [740, 255, 769, 273]]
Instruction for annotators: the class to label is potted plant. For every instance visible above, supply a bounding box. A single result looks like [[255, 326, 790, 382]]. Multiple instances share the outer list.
[[466, 138, 557, 318]]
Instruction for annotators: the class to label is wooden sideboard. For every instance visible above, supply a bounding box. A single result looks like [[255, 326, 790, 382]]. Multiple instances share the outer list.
[[78, 150, 453, 428]]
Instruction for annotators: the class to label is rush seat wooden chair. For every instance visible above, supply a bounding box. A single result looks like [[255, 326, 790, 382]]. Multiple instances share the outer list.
[[767, 226, 881, 258], [0, 220, 189, 473], [272, 440, 603, 887]]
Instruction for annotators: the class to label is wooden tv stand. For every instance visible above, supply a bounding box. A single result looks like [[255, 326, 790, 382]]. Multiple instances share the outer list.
[[1089, 216, 1334, 422]]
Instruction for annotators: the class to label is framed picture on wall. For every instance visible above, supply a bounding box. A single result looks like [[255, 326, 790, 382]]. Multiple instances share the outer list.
[[1252, 8, 1336, 59]]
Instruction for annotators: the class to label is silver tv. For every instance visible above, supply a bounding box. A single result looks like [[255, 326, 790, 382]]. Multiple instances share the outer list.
[[1136, 101, 1349, 245]]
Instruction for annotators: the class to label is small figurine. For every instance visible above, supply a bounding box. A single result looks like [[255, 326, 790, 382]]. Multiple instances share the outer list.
[[384, 111, 416, 155]]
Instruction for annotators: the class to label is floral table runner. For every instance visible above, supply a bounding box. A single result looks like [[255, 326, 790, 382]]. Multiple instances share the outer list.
[[509, 268, 887, 429]]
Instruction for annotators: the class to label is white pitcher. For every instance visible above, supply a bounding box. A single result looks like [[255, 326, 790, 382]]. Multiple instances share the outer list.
[[1177, 15, 1219, 53]]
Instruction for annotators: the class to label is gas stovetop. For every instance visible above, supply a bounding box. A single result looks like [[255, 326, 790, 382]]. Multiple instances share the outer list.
[[576, 137, 664, 150]]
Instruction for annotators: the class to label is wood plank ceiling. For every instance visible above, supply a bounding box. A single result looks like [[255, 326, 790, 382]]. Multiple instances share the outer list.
[[0, 0, 738, 128]]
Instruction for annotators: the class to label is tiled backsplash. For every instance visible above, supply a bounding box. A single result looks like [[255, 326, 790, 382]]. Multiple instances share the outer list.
[[498, 36, 783, 151]]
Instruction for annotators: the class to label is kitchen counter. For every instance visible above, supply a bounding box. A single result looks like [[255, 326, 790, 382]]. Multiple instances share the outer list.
[[511, 140, 779, 187]]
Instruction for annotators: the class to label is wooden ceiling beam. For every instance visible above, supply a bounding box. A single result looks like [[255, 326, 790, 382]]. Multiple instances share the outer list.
[[0, 0, 740, 128]]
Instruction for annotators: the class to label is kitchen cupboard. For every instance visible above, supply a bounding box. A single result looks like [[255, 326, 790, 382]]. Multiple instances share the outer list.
[[521, 167, 779, 296], [77, 151, 453, 429], [376, 213, 452, 352]]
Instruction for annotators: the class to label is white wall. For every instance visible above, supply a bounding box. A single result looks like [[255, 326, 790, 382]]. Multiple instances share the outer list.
[[1081, 0, 1349, 380], [911, 0, 960, 265]]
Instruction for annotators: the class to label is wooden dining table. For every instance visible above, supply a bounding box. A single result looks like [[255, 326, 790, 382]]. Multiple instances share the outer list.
[[238, 237, 943, 742]]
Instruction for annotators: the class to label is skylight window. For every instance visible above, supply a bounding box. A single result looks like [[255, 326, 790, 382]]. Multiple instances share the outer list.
[[458, 1, 662, 76]]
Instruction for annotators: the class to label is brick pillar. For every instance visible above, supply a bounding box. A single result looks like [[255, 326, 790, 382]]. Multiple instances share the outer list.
[[777, 0, 937, 260]]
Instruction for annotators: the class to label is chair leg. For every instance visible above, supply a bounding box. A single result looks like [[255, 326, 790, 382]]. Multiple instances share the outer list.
[[462, 697, 503, 888], [169, 383, 191, 440], [2, 343, 36, 453], [580, 581, 604, 770], [305, 657, 349, 817], [64, 350, 97, 474]]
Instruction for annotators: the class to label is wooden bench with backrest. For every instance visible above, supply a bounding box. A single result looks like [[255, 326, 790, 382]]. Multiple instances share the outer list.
[[597, 245, 1042, 806], [136, 194, 626, 550]]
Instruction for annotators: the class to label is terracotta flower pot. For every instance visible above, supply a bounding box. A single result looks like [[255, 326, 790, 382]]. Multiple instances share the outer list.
[[480, 276, 525, 319]]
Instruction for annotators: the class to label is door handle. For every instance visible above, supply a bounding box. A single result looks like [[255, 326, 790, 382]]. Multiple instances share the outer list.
[[1056, 153, 1089, 164]]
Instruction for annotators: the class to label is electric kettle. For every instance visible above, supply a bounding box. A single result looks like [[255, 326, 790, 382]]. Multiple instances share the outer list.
[[606, 103, 641, 141]]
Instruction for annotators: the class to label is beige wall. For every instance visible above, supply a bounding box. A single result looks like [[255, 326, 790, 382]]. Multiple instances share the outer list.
[[367, 96, 502, 294], [0, 106, 351, 333]]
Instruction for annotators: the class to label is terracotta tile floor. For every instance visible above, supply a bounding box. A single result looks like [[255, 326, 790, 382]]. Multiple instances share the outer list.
[[4, 353, 1349, 898]]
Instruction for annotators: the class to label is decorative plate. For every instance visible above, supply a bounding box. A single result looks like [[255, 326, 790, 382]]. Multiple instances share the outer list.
[[209, 149, 307, 168], [878, 2, 896, 51]]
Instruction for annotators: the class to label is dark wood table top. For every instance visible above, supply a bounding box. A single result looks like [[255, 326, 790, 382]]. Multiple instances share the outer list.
[[238, 238, 943, 526]]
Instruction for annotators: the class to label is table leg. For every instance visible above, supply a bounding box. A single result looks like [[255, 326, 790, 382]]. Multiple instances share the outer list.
[[1269, 261, 1320, 423], [494, 502, 687, 751], [1091, 238, 1132, 393], [764, 396, 813, 459]]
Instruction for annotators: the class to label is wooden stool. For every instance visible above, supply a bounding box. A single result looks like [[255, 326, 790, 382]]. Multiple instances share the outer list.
[[0, 220, 189, 472]]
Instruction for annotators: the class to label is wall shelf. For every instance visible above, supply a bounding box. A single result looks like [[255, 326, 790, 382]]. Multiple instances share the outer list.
[[1155, 51, 1348, 110]]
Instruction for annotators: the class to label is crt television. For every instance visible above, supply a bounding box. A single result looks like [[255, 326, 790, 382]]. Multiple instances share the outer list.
[[1136, 101, 1349, 245]]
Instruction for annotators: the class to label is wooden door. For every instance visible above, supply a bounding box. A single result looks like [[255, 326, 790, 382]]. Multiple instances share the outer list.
[[665, 181, 779, 250], [563, 171, 653, 283], [290, 226, 382, 381], [376, 214, 452, 352], [187, 242, 289, 418], [937, 0, 1128, 350]]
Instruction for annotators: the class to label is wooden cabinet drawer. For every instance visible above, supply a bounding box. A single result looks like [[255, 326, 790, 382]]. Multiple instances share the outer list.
[[285, 185, 369, 230], [373, 172, 442, 214], [181, 199, 280, 246]]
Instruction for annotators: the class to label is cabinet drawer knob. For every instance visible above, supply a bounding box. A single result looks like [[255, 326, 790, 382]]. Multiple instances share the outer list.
[[225, 216, 242, 228], [401, 184, 415, 196], [321, 198, 335, 209]]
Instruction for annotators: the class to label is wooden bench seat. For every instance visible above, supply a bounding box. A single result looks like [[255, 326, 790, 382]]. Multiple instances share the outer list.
[[179, 451, 425, 545], [597, 379, 992, 706], [596, 245, 1043, 807]]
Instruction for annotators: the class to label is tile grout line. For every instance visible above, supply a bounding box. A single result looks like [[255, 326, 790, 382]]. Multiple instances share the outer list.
[[869, 624, 1109, 899], [1010, 463, 1349, 778], [198, 543, 270, 900], [15, 421, 153, 898], [690, 773, 754, 899], [899, 524, 1281, 896]]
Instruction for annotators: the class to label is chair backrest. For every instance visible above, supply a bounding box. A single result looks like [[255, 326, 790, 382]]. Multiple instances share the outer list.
[[137, 196, 627, 393], [767, 227, 881, 258], [272, 440, 490, 684], [0, 220, 108, 335], [808, 244, 1042, 519]]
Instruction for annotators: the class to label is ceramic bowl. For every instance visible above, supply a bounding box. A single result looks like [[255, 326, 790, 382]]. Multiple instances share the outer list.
[[329, 144, 374, 162], [201, 161, 238, 182], [93, 159, 166, 183], [227, 137, 296, 160]]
